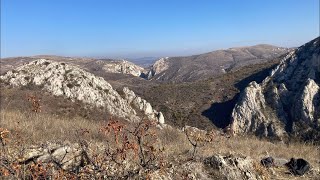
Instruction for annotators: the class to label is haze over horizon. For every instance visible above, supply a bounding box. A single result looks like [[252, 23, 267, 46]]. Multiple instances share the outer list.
[[1, 0, 319, 59]]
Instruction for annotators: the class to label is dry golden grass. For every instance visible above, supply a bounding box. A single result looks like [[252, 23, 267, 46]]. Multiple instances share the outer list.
[[157, 126, 192, 156], [0, 110, 105, 144], [199, 136, 320, 179], [200, 135, 319, 166], [1, 109, 319, 163]]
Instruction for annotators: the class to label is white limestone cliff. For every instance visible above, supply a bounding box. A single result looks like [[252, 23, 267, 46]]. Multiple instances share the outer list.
[[147, 57, 169, 79], [99, 59, 145, 77], [230, 37, 320, 138]]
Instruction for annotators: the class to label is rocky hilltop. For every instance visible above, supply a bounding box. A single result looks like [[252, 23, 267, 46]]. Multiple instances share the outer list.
[[93, 59, 146, 77], [0, 59, 164, 124], [147, 45, 290, 82], [0, 56, 146, 78], [231, 37, 319, 139]]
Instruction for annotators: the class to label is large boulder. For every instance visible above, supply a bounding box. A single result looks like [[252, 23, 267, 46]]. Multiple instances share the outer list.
[[204, 154, 264, 180], [19, 142, 87, 171]]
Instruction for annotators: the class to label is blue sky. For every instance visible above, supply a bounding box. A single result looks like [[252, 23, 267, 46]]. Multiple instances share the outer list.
[[1, 0, 319, 58]]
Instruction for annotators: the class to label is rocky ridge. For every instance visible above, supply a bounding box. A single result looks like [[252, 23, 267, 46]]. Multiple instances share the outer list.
[[0, 56, 147, 78], [0, 59, 164, 124], [230, 37, 320, 139]]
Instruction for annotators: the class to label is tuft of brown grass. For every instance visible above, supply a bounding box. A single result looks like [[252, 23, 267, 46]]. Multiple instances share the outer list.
[[0, 110, 105, 144], [157, 127, 191, 157]]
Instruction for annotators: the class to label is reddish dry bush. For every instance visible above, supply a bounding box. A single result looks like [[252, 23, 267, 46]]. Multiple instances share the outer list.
[[184, 127, 216, 158], [99, 119, 163, 169], [0, 128, 10, 146], [26, 94, 42, 113]]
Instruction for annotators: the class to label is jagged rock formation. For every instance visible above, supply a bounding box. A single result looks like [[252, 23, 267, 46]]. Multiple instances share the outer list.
[[204, 154, 263, 180], [96, 59, 146, 77], [122, 87, 165, 124], [147, 45, 290, 82], [146, 57, 169, 79], [231, 37, 320, 138], [0, 59, 164, 124], [19, 142, 87, 171], [147, 154, 266, 180]]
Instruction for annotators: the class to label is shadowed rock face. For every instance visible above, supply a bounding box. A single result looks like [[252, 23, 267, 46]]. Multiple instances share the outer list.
[[0, 59, 164, 124], [147, 45, 291, 82], [231, 37, 320, 139]]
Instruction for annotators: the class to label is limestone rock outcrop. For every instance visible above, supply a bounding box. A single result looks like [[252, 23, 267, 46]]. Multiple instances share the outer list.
[[98, 59, 146, 77], [204, 154, 264, 180], [19, 142, 87, 171], [230, 37, 320, 138], [0, 59, 164, 123], [146, 57, 169, 79], [122, 87, 165, 124]]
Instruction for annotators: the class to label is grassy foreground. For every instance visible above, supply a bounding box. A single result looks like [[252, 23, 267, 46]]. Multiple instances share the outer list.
[[1, 110, 319, 179]]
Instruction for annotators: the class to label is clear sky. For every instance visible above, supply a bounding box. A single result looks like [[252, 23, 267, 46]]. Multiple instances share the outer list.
[[1, 0, 319, 58]]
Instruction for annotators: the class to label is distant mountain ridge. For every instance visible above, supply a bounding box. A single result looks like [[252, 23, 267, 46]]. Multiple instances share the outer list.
[[1, 44, 291, 83], [147, 44, 291, 82]]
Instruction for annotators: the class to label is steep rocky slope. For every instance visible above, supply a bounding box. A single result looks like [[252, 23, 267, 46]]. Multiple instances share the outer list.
[[146, 57, 169, 79], [231, 37, 320, 139], [147, 45, 290, 82], [0, 59, 164, 124]]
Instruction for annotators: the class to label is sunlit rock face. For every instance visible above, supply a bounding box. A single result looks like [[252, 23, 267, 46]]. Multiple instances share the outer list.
[[0, 59, 164, 124], [146, 57, 169, 79], [231, 37, 320, 139], [99, 59, 146, 77]]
